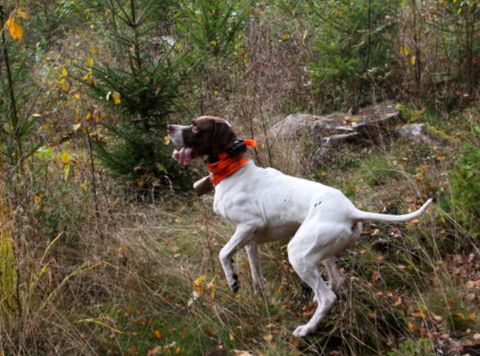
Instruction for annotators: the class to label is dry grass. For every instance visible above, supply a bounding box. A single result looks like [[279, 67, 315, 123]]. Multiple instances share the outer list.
[[1, 2, 479, 354], [2, 109, 479, 355]]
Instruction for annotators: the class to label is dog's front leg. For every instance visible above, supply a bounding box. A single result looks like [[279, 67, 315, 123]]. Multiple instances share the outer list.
[[219, 223, 258, 293], [245, 241, 266, 295]]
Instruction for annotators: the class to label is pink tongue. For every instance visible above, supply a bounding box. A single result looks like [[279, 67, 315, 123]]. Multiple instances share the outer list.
[[172, 147, 193, 166]]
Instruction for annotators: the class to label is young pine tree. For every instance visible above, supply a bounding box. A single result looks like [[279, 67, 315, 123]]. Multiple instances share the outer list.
[[87, 0, 192, 192]]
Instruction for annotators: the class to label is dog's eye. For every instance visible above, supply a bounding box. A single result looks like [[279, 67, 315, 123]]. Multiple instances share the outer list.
[[191, 125, 199, 134]]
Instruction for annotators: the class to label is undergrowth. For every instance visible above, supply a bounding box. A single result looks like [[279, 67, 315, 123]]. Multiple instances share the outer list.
[[3, 108, 479, 355]]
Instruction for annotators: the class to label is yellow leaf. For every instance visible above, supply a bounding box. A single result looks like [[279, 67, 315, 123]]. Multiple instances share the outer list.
[[6, 16, 24, 41], [86, 57, 94, 67], [59, 151, 71, 165], [163, 135, 171, 145], [60, 67, 69, 78], [206, 277, 216, 299], [411, 310, 427, 318], [74, 93, 80, 100], [468, 312, 477, 321], [410, 55, 416, 65], [263, 334, 273, 343], [80, 181, 88, 190], [281, 32, 290, 41], [153, 329, 162, 339], [400, 46, 411, 57], [193, 274, 206, 287], [82, 71, 92, 80], [455, 312, 465, 320], [112, 91, 121, 105], [59, 79, 70, 93], [17, 10, 29, 19]]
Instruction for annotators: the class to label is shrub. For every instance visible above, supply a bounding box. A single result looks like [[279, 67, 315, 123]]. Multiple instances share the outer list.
[[387, 337, 435, 356], [175, 0, 250, 60], [307, 0, 400, 110], [449, 125, 480, 235], [86, 0, 192, 191]]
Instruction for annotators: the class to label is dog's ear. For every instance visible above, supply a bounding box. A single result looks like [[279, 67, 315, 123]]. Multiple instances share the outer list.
[[212, 119, 236, 156]]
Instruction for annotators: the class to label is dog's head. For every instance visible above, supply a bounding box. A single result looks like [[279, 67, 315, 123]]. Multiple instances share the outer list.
[[167, 116, 236, 165]]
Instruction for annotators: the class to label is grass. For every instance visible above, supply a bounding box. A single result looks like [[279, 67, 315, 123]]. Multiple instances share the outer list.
[[1, 108, 480, 354]]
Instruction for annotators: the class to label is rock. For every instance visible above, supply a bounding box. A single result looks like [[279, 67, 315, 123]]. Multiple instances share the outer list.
[[268, 101, 399, 143], [264, 102, 400, 173], [395, 123, 434, 144]]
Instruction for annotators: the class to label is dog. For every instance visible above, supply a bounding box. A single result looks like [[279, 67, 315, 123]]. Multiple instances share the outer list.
[[167, 116, 432, 337]]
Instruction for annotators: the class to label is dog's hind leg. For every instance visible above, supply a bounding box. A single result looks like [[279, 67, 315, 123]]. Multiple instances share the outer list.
[[322, 222, 362, 291], [323, 258, 345, 292], [288, 222, 352, 337], [245, 242, 266, 295]]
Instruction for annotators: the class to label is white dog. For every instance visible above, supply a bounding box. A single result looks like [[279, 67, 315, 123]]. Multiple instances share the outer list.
[[167, 116, 432, 337]]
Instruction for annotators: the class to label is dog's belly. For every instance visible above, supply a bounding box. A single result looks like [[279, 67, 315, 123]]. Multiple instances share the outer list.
[[254, 222, 300, 244]]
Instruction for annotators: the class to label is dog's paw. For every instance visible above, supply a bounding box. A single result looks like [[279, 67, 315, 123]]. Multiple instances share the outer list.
[[293, 324, 316, 338], [230, 273, 239, 293]]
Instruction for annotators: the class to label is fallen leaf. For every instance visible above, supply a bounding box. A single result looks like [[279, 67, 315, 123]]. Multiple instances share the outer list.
[[263, 334, 273, 343], [193, 274, 206, 292], [153, 329, 162, 340], [392, 296, 402, 307], [371, 270, 381, 286], [411, 311, 427, 318]]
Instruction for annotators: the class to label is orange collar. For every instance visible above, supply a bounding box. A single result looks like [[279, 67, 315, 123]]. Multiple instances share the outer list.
[[208, 139, 256, 185]]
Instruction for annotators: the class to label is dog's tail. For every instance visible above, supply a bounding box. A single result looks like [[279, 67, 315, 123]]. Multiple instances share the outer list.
[[352, 198, 433, 223]]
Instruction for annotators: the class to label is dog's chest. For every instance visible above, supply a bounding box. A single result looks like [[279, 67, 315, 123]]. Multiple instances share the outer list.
[[212, 165, 326, 227]]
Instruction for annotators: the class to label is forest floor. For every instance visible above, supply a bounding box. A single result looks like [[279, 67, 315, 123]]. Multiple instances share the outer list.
[[36, 107, 477, 355]]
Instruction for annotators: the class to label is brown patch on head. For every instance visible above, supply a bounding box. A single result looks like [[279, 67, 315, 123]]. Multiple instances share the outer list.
[[183, 116, 236, 158]]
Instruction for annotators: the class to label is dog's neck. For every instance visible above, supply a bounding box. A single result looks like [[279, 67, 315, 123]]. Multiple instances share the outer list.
[[207, 138, 250, 163], [206, 139, 256, 185]]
